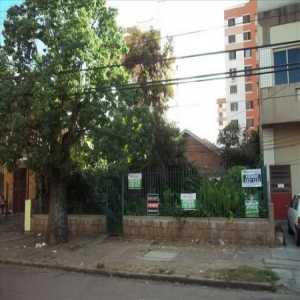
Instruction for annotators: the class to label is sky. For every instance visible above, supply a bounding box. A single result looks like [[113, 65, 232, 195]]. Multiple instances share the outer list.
[[0, 0, 247, 143], [107, 0, 247, 143], [0, 0, 22, 44]]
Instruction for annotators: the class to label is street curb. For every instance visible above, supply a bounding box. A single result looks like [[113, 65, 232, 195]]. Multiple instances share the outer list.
[[0, 258, 276, 292]]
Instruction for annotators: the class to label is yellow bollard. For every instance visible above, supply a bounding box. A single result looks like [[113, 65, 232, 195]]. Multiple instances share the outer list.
[[24, 199, 31, 232]]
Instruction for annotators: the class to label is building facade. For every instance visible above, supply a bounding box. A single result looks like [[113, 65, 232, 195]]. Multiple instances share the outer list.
[[223, 0, 259, 131], [0, 166, 36, 214], [257, 0, 300, 220], [183, 130, 222, 174], [217, 97, 227, 130]]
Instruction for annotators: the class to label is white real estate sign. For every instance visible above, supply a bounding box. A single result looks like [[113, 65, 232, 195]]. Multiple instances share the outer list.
[[128, 173, 142, 190], [241, 169, 262, 188], [181, 193, 197, 210]]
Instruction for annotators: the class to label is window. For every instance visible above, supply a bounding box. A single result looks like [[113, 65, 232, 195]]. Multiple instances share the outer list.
[[243, 31, 251, 41], [219, 112, 223, 118], [297, 88, 300, 101], [230, 85, 237, 94], [230, 102, 238, 111], [274, 48, 300, 85], [228, 34, 236, 44], [219, 120, 223, 126], [288, 48, 300, 83], [229, 50, 236, 60], [229, 68, 237, 78], [245, 83, 252, 92], [295, 197, 299, 210], [246, 118, 254, 128], [243, 15, 251, 24], [274, 51, 288, 84], [228, 18, 235, 27], [244, 66, 252, 76], [231, 119, 239, 127], [246, 101, 254, 110], [244, 48, 252, 58]]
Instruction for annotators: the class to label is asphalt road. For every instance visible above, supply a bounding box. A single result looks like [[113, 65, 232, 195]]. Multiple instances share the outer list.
[[0, 264, 296, 300]]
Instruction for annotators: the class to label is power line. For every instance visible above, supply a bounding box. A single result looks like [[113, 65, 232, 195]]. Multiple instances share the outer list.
[[1, 39, 300, 82], [57, 39, 300, 75], [1, 63, 300, 99], [1, 3, 300, 42]]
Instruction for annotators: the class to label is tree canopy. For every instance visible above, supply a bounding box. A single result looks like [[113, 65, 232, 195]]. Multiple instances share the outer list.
[[0, 0, 128, 244], [217, 123, 260, 169]]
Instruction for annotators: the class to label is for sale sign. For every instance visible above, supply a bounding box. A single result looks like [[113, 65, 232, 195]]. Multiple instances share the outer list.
[[181, 193, 197, 210], [147, 194, 160, 216], [128, 173, 142, 190], [245, 192, 259, 218], [241, 169, 262, 188]]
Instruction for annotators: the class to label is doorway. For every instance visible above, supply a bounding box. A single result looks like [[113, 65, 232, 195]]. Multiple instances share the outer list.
[[13, 168, 27, 213], [270, 165, 292, 220]]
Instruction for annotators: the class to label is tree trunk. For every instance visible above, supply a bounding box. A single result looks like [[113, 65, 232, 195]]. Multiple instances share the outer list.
[[46, 171, 68, 245]]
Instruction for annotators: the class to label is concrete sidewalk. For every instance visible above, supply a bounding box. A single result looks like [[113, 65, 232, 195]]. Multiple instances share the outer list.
[[264, 222, 300, 294], [0, 215, 292, 293], [0, 218, 276, 288]]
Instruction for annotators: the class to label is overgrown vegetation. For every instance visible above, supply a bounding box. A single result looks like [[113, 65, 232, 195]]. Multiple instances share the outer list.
[[66, 166, 266, 218], [206, 265, 279, 284]]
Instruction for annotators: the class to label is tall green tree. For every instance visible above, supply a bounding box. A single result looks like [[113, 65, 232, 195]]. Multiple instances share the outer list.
[[217, 123, 260, 169], [0, 0, 127, 244], [122, 27, 185, 170], [124, 27, 174, 113]]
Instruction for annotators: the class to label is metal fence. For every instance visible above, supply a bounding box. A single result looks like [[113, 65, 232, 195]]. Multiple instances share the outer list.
[[123, 166, 268, 219], [49, 166, 269, 235]]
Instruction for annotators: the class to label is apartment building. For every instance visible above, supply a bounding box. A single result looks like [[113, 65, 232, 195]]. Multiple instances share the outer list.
[[216, 97, 227, 130], [223, 0, 259, 131], [257, 0, 300, 220]]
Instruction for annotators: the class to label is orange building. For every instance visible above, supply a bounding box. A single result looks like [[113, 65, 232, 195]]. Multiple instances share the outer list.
[[0, 166, 36, 214], [223, 0, 259, 131]]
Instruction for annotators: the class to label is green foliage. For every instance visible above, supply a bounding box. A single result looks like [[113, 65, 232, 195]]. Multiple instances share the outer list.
[[89, 27, 185, 172], [217, 122, 240, 148], [206, 266, 279, 283], [0, 0, 128, 174], [0, 0, 129, 243], [124, 27, 174, 113], [218, 123, 260, 169]]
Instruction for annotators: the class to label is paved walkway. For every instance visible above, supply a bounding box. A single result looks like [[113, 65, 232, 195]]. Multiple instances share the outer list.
[[264, 222, 300, 294], [0, 216, 270, 279], [1, 215, 299, 295]]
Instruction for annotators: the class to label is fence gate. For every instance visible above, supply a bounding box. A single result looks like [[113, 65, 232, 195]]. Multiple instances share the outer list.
[[270, 165, 292, 220], [104, 176, 123, 236]]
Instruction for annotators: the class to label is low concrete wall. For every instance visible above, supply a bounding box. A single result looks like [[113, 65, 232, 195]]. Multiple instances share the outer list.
[[31, 214, 106, 237], [123, 216, 275, 246], [31, 215, 275, 246]]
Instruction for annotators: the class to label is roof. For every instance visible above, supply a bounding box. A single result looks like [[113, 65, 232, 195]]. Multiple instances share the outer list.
[[182, 129, 221, 156]]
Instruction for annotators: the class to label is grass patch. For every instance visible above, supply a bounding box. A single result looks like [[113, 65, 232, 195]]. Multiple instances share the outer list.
[[206, 265, 279, 283]]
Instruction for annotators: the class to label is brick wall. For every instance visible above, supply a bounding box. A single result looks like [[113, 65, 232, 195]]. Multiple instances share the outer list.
[[31, 214, 275, 246], [183, 135, 222, 173], [123, 216, 275, 246], [31, 215, 106, 237]]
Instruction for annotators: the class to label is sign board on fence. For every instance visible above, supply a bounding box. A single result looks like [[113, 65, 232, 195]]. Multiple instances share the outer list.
[[147, 194, 160, 216], [181, 193, 196, 210], [241, 169, 262, 188], [245, 192, 259, 217], [128, 173, 142, 190]]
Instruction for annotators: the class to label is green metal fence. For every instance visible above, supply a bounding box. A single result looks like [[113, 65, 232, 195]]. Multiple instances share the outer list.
[[61, 165, 269, 237], [123, 166, 268, 219]]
